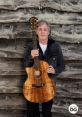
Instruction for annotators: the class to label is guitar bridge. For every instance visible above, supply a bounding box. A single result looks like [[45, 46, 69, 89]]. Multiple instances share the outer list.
[[32, 83, 45, 88]]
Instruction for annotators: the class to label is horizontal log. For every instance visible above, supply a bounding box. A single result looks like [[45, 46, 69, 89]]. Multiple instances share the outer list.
[[0, 53, 82, 64], [0, 0, 40, 10], [0, 109, 81, 117], [61, 43, 82, 60], [37, 0, 82, 13], [0, 111, 80, 117], [0, 22, 32, 39], [1, 0, 82, 13], [0, 49, 24, 58], [53, 97, 82, 116], [0, 56, 82, 77], [0, 10, 82, 25], [0, 94, 26, 109], [51, 26, 82, 43], [56, 79, 82, 98], [0, 30, 32, 40], [0, 112, 24, 117], [59, 69, 82, 80], [0, 38, 27, 55], [0, 56, 82, 73], [0, 0, 14, 10], [0, 72, 82, 99], [65, 61, 82, 69], [0, 75, 23, 93], [0, 39, 82, 59], [0, 74, 27, 94], [0, 1, 82, 116], [53, 96, 82, 109], [0, 94, 81, 116], [0, 58, 22, 71], [1, 23, 82, 43]]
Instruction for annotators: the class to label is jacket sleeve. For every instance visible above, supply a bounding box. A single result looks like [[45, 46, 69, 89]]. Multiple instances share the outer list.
[[23, 42, 34, 68], [48, 41, 65, 81], [55, 43, 65, 76]]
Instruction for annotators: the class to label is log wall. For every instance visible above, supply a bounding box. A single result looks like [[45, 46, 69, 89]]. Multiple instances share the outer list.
[[0, 0, 82, 117]]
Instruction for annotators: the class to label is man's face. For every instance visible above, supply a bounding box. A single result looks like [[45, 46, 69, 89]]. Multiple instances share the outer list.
[[36, 23, 50, 41]]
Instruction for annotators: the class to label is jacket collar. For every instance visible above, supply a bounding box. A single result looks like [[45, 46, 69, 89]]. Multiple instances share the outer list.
[[37, 37, 55, 56]]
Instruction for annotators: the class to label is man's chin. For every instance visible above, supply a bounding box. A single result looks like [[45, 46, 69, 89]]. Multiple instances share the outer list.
[[39, 37, 48, 40]]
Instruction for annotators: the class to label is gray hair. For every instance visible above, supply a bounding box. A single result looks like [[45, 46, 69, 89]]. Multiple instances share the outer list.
[[37, 20, 51, 33]]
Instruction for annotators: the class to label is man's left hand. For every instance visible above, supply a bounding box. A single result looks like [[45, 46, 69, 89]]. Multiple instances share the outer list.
[[47, 66, 56, 74]]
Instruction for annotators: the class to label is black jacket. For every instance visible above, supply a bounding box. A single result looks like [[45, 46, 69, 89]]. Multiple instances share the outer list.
[[23, 38, 65, 81]]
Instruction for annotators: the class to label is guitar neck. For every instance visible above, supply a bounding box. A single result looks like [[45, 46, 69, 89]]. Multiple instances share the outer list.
[[34, 57, 40, 70], [32, 31, 40, 70], [32, 31, 37, 48]]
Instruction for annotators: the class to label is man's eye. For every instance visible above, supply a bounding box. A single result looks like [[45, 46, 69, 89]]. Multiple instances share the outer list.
[[44, 29, 47, 31], [39, 28, 42, 31]]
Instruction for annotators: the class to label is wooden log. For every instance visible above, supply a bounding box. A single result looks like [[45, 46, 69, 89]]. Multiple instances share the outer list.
[[1, 0, 82, 13], [0, 75, 23, 93], [0, 42, 82, 60], [0, 22, 32, 39], [0, 112, 24, 117], [37, 0, 82, 13], [0, 93, 81, 116], [1, 23, 82, 43], [0, 70, 82, 98], [0, 1, 82, 117], [0, 39, 82, 60], [0, 56, 82, 74], [51, 25, 82, 43], [0, 94, 26, 109], [0, 10, 82, 25], [0, 38, 27, 53], [61, 44, 82, 60], [0, 111, 81, 117], [0, 50, 24, 58], [0, 0, 14, 10], [56, 79, 82, 98], [59, 69, 82, 80]]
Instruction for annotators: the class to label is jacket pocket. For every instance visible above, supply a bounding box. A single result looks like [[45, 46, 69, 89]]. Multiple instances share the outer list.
[[48, 56, 57, 68]]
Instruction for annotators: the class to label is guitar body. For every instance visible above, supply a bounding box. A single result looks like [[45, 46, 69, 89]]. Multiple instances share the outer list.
[[23, 60, 56, 103]]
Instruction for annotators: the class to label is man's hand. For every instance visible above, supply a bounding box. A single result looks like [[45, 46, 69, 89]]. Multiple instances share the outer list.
[[31, 49, 39, 58], [47, 66, 56, 74]]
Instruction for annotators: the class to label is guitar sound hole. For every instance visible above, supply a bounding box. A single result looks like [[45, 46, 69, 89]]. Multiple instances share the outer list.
[[34, 70, 41, 78]]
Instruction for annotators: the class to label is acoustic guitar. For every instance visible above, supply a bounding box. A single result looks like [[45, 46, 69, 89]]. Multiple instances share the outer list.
[[23, 17, 56, 103]]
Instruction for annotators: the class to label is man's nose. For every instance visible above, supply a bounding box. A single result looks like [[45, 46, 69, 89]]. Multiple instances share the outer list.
[[41, 30, 45, 34]]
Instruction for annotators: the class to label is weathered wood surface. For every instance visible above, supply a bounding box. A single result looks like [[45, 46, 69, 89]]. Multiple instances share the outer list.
[[0, 40, 82, 61], [0, 0, 82, 117], [0, 10, 82, 25], [0, 73, 82, 97], [1, 24, 82, 43], [0, 93, 81, 117], [1, 0, 82, 12]]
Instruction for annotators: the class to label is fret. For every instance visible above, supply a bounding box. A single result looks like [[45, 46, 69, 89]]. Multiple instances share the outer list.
[[29, 17, 40, 70]]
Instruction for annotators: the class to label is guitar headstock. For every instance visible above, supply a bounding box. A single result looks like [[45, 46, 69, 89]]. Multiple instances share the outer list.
[[29, 17, 38, 31]]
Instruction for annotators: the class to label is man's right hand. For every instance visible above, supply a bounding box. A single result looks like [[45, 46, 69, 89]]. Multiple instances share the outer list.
[[31, 49, 39, 58]]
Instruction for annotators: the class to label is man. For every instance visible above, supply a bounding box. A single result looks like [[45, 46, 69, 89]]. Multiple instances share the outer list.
[[23, 20, 65, 117]]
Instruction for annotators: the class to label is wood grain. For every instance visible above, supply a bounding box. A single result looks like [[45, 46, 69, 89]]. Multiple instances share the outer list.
[[0, 0, 82, 116]]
